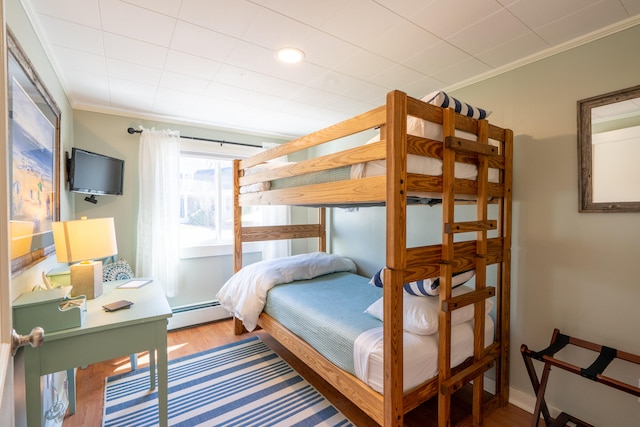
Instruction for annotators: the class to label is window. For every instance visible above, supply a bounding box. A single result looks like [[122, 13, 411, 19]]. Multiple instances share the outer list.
[[178, 139, 262, 258], [179, 154, 233, 246]]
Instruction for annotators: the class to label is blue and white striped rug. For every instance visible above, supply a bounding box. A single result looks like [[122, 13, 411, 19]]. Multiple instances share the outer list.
[[103, 336, 353, 427]]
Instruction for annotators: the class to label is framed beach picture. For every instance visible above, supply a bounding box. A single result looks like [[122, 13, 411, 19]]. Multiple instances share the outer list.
[[7, 29, 61, 275]]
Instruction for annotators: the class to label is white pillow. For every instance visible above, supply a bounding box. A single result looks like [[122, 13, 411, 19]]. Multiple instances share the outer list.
[[364, 285, 494, 336]]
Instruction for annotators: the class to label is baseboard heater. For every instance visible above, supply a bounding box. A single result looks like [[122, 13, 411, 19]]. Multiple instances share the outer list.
[[167, 300, 231, 331]]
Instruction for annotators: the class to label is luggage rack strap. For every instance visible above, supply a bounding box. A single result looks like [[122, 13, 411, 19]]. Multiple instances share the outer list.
[[530, 332, 570, 361], [580, 345, 617, 380]]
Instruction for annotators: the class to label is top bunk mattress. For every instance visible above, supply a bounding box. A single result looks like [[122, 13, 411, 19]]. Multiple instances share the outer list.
[[239, 95, 500, 203]]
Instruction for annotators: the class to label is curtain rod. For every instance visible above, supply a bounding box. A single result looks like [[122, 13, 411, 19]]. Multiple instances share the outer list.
[[127, 127, 259, 148]]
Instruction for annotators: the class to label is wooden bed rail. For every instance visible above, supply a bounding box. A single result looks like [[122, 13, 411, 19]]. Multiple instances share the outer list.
[[240, 105, 387, 169], [240, 224, 324, 242]]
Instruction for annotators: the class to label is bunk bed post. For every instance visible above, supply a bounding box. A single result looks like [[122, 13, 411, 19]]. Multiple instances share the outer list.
[[232, 159, 246, 335], [472, 119, 490, 425], [318, 207, 326, 252], [233, 159, 242, 273], [384, 90, 408, 427], [498, 129, 514, 406], [439, 107, 456, 426]]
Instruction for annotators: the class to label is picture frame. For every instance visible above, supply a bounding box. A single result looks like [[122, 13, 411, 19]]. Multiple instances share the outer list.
[[7, 29, 61, 275]]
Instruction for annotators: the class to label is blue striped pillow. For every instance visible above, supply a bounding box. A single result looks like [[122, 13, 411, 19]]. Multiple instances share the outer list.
[[370, 268, 475, 296], [423, 91, 491, 120]]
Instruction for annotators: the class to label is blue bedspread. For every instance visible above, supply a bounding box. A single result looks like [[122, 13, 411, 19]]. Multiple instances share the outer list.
[[264, 271, 382, 375]]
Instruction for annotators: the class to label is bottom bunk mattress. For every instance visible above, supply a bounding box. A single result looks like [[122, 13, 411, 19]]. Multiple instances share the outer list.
[[263, 271, 494, 393]]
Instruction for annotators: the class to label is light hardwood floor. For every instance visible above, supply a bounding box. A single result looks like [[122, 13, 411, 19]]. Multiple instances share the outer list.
[[62, 319, 535, 427]]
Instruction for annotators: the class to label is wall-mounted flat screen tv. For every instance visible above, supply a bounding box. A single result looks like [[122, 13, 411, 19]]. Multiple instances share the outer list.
[[69, 148, 124, 196]]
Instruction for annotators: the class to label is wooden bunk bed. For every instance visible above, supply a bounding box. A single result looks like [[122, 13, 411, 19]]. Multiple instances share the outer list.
[[229, 90, 513, 426]]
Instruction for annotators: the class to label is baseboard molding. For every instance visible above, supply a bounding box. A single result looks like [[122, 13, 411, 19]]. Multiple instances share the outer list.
[[167, 302, 230, 330], [509, 385, 562, 418], [483, 377, 560, 420]]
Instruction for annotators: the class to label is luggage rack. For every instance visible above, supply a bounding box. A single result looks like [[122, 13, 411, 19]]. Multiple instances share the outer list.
[[521, 328, 640, 427]]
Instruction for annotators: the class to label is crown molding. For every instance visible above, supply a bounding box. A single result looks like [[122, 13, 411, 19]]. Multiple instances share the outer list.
[[446, 16, 640, 92]]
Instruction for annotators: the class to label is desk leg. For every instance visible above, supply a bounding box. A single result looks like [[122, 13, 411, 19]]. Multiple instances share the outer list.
[[67, 368, 76, 415], [130, 353, 138, 371], [156, 322, 169, 427], [24, 349, 42, 427], [149, 349, 156, 390]]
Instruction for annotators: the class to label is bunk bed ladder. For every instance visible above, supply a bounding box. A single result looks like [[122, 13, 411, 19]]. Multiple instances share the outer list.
[[439, 108, 497, 426]]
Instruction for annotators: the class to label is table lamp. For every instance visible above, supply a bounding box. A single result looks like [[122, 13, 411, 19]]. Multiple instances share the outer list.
[[52, 217, 118, 299]]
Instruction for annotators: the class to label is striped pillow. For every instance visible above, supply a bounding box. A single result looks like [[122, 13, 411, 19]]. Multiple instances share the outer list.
[[370, 268, 475, 297], [423, 91, 491, 120]]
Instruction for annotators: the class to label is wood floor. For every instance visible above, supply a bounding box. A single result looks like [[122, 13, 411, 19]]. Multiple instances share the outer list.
[[62, 319, 534, 427]]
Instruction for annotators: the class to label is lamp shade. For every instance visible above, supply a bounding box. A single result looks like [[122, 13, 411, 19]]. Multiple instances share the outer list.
[[52, 217, 118, 263]]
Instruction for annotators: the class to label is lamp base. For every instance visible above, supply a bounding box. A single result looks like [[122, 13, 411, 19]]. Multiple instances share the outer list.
[[70, 261, 103, 299]]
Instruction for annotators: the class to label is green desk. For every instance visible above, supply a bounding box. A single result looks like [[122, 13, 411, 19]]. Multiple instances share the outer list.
[[22, 280, 171, 427]]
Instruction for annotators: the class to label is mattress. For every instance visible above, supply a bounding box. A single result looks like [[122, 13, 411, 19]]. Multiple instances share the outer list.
[[270, 165, 352, 191], [263, 271, 495, 393], [264, 271, 382, 374]]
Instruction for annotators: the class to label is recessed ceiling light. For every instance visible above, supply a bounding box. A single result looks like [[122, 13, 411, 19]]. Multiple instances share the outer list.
[[276, 47, 305, 64]]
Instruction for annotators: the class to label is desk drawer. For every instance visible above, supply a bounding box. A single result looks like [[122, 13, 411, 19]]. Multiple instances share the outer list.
[[13, 287, 86, 335]]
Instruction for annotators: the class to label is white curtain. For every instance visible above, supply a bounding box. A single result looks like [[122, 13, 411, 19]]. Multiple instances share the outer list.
[[136, 127, 181, 297], [261, 142, 290, 260]]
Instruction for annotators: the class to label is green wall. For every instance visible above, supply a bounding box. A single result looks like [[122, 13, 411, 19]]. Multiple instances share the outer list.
[[453, 24, 640, 426]]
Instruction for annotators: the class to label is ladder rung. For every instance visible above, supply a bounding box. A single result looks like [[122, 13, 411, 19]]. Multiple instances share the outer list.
[[445, 220, 496, 234], [441, 286, 495, 312], [440, 353, 496, 395], [445, 136, 497, 155]]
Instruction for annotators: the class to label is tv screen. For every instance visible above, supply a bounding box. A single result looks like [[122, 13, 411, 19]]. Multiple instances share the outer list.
[[69, 148, 124, 196]]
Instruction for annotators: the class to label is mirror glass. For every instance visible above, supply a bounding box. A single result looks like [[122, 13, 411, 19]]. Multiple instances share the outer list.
[[578, 85, 640, 212]]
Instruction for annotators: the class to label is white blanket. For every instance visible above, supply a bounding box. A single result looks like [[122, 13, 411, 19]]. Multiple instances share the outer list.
[[217, 252, 357, 331]]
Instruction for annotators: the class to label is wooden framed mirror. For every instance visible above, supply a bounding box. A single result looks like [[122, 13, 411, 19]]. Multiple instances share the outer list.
[[578, 84, 640, 213]]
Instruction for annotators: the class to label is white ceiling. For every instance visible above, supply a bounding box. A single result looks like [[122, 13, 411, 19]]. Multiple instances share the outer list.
[[21, 0, 640, 138]]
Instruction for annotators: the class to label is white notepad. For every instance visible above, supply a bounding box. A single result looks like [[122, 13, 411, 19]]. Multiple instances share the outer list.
[[117, 279, 152, 289]]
